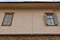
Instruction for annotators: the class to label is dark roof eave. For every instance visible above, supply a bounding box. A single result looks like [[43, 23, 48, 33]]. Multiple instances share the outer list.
[[0, 1, 60, 3]]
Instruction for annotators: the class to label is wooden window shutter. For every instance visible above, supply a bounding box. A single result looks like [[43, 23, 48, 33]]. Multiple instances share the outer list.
[[54, 14, 58, 26], [44, 13, 48, 25]]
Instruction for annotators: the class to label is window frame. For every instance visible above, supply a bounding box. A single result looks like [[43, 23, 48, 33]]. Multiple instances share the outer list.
[[1, 12, 14, 26], [44, 12, 58, 26]]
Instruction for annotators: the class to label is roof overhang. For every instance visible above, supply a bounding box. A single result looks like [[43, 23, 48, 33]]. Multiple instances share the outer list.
[[0, 2, 60, 9]]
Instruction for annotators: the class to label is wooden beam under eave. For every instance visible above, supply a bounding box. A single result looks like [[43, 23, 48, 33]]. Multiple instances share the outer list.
[[0, 3, 60, 9]]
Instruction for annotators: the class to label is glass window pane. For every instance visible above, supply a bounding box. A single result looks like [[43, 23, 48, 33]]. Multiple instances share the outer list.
[[50, 19, 55, 25], [47, 16, 50, 18], [3, 15, 12, 25], [47, 19, 51, 25], [49, 15, 53, 18]]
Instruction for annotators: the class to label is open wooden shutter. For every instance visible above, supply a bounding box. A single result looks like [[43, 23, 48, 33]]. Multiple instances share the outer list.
[[54, 14, 58, 26], [44, 13, 48, 25]]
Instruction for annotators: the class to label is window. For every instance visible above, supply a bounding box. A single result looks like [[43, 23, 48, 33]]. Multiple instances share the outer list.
[[2, 12, 14, 26], [45, 13, 58, 26]]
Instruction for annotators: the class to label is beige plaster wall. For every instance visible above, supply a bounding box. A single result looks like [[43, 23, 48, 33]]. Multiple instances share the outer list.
[[0, 9, 60, 34], [33, 9, 60, 34], [0, 9, 33, 34]]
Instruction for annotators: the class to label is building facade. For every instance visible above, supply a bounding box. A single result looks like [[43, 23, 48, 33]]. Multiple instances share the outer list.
[[0, 2, 60, 40]]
